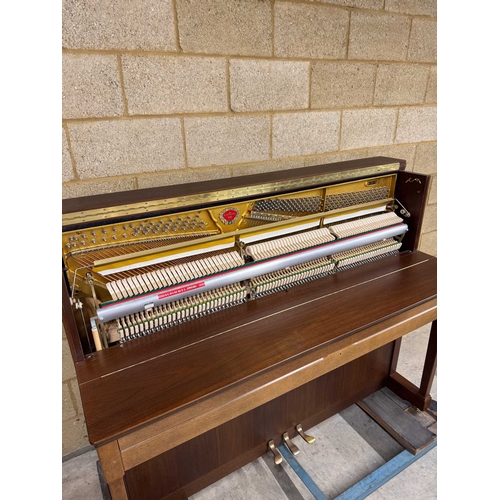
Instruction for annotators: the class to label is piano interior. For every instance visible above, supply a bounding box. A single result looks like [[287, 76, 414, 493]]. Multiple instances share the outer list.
[[62, 159, 430, 357], [62, 157, 437, 500]]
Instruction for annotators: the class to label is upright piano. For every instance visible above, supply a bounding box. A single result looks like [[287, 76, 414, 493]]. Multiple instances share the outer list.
[[62, 156, 437, 500]]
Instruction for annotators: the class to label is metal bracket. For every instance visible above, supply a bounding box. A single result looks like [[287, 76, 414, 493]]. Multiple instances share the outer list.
[[393, 199, 411, 218]]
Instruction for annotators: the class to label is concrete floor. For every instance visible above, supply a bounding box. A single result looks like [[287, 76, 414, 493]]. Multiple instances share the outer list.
[[62, 324, 437, 500]]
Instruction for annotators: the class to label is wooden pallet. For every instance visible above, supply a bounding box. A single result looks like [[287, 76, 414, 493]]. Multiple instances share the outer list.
[[358, 387, 436, 454]]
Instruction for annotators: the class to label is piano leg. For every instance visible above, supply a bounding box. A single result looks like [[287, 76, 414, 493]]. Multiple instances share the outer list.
[[97, 441, 128, 500], [386, 320, 437, 411]]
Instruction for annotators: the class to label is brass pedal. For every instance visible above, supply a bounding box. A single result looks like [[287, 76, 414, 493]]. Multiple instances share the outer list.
[[268, 439, 283, 465], [283, 431, 300, 456], [296, 423, 316, 444]]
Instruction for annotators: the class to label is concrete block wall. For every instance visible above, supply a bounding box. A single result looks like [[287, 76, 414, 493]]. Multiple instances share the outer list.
[[62, 0, 437, 456]]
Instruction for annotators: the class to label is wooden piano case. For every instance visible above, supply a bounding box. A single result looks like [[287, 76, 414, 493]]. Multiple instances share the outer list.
[[62, 157, 437, 500]]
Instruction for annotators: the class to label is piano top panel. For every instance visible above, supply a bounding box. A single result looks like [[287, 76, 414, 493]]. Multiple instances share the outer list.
[[62, 156, 404, 228], [77, 250, 436, 445]]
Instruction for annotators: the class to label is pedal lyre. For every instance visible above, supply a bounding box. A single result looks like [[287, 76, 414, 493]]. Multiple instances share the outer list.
[[296, 423, 315, 444], [268, 439, 283, 465], [283, 432, 300, 456]]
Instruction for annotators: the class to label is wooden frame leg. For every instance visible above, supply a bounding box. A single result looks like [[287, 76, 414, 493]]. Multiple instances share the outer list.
[[97, 441, 128, 500], [107, 480, 129, 500], [418, 320, 437, 400], [386, 320, 437, 411]]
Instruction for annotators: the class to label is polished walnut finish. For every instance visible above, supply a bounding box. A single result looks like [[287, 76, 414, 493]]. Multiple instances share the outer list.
[[62, 157, 437, 500]]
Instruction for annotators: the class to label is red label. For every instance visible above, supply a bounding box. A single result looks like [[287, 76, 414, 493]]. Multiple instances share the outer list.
[[158, 281, 205, 300], [222, 209, 238, 222]]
